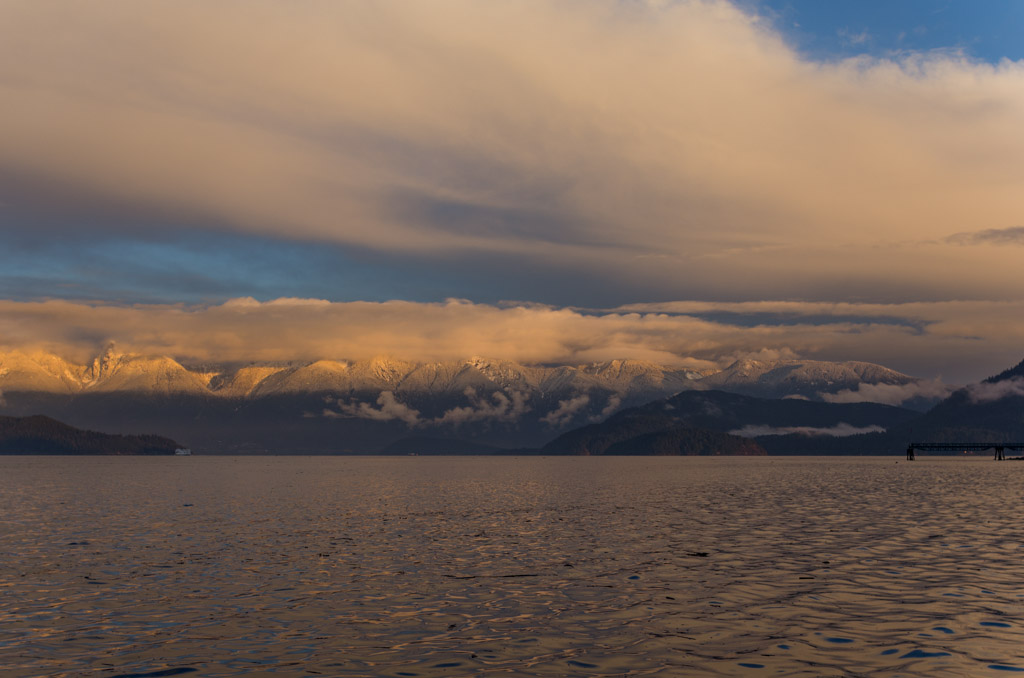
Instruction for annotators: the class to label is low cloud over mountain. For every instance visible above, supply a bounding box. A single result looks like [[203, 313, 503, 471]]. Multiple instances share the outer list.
[[966, 378, 1024, 404], [729, 423, 887, 438], [822, 380, 951, 408], [2, 297, 1021, 383]]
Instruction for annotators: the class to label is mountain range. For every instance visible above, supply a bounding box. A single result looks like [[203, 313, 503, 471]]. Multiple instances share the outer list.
[[0, 347, 925, 401], [542, 390, 918, 455], [0, 349, 705, 397], [2, 347, 1022, 455], [0, 347, 937, 453], [541, 358, 1024, 456]]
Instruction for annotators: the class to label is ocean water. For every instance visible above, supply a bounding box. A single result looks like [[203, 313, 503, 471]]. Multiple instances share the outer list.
[[2, 455, 1024, 677]]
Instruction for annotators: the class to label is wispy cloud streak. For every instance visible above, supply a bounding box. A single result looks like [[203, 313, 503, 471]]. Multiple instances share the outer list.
[[946, 227, 1024, 246], [730, 423, 887, 438]]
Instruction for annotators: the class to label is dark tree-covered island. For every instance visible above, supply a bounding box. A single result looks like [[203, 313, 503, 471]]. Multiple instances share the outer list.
[[0, 415, 182, 455]]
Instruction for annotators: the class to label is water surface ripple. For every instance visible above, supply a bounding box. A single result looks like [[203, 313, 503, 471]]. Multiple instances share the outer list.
[[3, 456, 1024, 676]]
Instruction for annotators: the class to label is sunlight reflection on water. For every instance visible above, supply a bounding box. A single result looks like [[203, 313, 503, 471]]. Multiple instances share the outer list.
[[3, 456, 1024, 677]]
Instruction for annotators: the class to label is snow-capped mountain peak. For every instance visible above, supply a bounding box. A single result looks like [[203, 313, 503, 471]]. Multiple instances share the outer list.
[[0, 350, 921, 409], [699, 359, 915, 399]]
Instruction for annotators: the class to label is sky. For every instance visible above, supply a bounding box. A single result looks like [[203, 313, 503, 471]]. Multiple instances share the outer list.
[[1, 0, 1022, 383]]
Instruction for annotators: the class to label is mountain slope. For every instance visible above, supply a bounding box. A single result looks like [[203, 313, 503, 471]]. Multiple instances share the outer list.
[[984, 359, 1024, 384], [886, 361, 1024, 443], [0, 351, 84, 393], [544, 390, 918, 455], [542, 409, 766, 456], [83, 352, 212, 395]]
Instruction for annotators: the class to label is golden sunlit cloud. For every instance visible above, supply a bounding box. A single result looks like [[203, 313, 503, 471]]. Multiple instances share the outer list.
[[1, 1, 1023, 301], [1, 298, 1021, 382]]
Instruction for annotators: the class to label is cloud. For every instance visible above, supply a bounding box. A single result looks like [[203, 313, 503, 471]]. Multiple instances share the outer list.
[[541, 395, 591, 427], [946, 226, 1024, 246], [724, 347, 800, 364], [966, 377, 1024, 403], [589, 394, 622, 423], [613, 299, 1024, 381], [1, 1, 1023, 303], [325, 386, 532, 426], [3, 297, 1024, 382], [331, 391, 421, 426], [838, 28, 870, 46], [433, 387, 531, 426], [821, 379, 951, 406], [730, 423, 887, 438]]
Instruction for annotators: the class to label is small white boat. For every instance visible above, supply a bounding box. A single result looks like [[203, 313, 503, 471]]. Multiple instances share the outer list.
[[174, 448, 192, 456]]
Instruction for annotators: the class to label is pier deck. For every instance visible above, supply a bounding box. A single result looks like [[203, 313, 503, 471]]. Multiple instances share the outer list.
[[906, 443, 1024, 460]]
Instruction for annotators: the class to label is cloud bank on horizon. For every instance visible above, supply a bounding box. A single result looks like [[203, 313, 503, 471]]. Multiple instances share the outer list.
[[1, 0, 1023, 382], [2, 297, 1023, 383]]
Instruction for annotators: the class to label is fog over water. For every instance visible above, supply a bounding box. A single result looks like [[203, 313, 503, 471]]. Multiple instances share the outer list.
[[3, 456, 1024, 676]]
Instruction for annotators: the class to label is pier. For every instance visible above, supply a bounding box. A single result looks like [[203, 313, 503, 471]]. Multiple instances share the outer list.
[[905, 443, 1024, 461]]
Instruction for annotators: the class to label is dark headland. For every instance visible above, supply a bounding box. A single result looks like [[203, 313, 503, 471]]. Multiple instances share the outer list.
[[0, 415, 182, 455]]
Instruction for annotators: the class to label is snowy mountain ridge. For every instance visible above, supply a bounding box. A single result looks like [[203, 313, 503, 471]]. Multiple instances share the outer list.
[[699, 358, 915, 398], [0, 348, 921, 404], [0, 349, 936, 451], [0, 348, 709, 398]]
